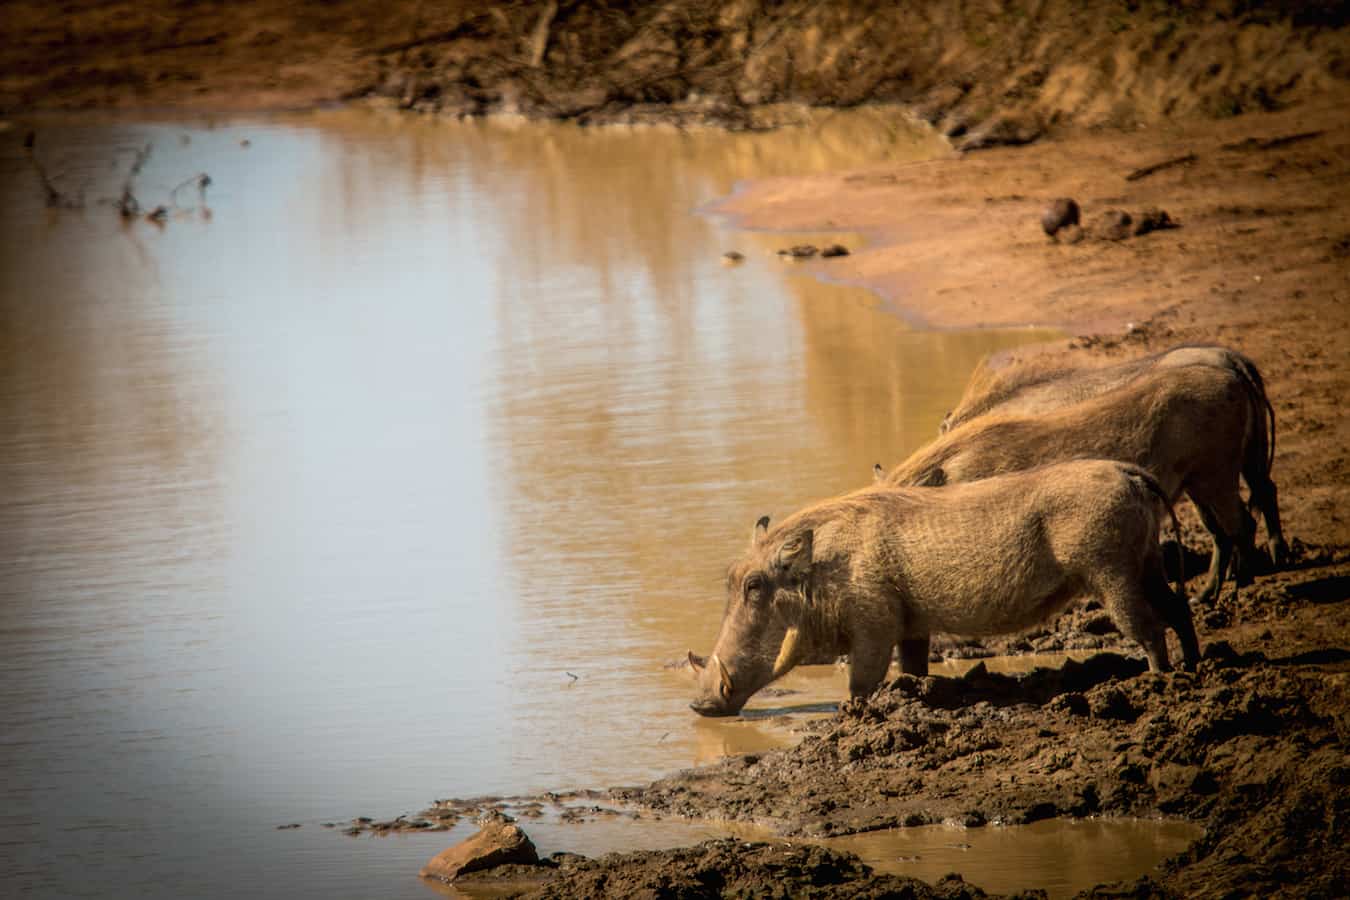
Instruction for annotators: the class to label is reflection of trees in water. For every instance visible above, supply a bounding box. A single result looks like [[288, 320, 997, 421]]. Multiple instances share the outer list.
[[0, 129, 217, 594], [427, 109, 1050, 665], [789, 280, 1060, 476], [311, 106, 946, 320]]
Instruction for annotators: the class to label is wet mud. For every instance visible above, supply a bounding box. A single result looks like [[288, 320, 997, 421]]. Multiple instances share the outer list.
[[400, 554, 1350, 897]]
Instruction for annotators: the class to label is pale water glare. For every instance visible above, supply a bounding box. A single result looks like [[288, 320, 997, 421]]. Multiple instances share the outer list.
[[0, 109, 1186, 899]]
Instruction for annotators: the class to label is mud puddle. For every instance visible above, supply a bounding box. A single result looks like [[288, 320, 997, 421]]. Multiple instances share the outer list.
[[407, 797, 1198, 899], [818, 817, 1201, 898]]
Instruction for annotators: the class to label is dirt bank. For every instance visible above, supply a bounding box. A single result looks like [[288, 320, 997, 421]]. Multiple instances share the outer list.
[[6, 2, 1350, 137], [716, 88, 1350, 552]]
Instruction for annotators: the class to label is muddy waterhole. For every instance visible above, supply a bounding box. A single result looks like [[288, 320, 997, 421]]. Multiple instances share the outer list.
[[0, 108, 1194, 898]]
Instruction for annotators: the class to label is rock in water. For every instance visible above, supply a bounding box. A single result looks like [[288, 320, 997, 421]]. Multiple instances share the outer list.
[[1041, 197, 1081, 239], [420, 815, 539, 883]]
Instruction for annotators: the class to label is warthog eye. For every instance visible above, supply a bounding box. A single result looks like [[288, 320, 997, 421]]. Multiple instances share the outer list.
[[743, 574, 765, 600]]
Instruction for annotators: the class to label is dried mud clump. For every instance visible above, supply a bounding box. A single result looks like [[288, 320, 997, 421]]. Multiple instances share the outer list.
[[529, 839, 1037, 899]]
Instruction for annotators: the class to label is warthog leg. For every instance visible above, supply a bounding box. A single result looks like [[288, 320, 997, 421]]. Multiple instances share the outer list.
[[898, 637, 931, 677], [1095, 575, 1173, 672], [1190, 499, 1232, 605], [1189, 483, 1260, 604], [847, 635, 896, 700], [1143, 561, 1201, 670], [1245, 469, 1289, 568]]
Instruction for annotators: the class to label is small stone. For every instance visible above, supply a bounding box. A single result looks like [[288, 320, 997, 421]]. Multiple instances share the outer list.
[[1041, 198, 1081, 238], [721, 250, 745, 265], [820, 243, 850, 258], [956, 114, 1043, 151], [1097, 209, 1134, 241], [420, 816, 539, 884], [1133, 207, 1176, 236], [1058, 224, 1085, 244], [777, 244, 819, 260]]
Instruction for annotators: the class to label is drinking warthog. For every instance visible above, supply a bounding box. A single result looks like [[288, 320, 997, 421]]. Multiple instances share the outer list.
[[891, 363, 1263, 606], [938, 344, 1286, 567], [688, 460, 1198, 717]]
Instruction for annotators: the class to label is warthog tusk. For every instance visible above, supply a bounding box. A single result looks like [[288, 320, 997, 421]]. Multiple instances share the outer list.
[[771, 627, 801, 679], [712, 653, 733, 700]]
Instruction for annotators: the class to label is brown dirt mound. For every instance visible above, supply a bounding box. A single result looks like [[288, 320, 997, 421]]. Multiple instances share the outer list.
[[526, 838, 1040, 899]]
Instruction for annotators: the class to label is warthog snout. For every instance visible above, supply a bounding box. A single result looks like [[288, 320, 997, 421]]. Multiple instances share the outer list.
[[688, 651, 746, 717], [688, 697, 737, 717]]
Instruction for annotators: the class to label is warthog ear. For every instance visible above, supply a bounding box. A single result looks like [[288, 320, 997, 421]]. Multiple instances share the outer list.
[[751, 515, 770, 547], [687, 650, 706, 673], [872, 463, 885, 483], [773, 529, 814, 580]]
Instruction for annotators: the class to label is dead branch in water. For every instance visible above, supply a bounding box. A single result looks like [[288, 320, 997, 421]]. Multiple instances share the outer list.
[[169, 173, 212, 210], [116, 142, 153, 218], [1221, 130, 1325, 152], [1125, 152, 1198, 182], [22, 132, 79, 208]]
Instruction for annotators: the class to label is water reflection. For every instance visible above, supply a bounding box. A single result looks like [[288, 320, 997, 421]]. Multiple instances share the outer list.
[[1, 108, 1057, 898]]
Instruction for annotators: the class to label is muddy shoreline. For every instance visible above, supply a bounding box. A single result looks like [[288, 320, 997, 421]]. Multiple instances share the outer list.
[[597, 92, 1350, 894], [8, 2, 1349, 896], [378, 101, 1350, 894], [405, 92, 1349, 900]]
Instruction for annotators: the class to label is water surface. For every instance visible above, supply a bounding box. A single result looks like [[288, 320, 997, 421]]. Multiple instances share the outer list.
[[1, 108, 1113, 898]]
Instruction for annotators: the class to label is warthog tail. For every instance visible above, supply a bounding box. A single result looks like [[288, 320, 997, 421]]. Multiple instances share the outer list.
[[1229, 352, 1277, 479], [1120, 464, 1186, 598]]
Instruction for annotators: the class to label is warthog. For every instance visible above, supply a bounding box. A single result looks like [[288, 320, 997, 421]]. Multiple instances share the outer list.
[[688, 460, 1198, 717], [938, 344, 1286, 567], [892, 363, 1263, 607]]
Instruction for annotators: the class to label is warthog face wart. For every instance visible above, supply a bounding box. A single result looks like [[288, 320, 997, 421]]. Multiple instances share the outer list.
[[689, 517, 812, 717]]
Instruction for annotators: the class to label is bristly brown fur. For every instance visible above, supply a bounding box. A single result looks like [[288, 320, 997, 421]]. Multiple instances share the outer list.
[[894, 361, 1284, 603], [690, 460, 1200, 716]]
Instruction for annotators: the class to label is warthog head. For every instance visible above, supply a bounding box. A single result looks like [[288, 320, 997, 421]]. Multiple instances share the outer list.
[[689, 516, 813, 717]]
